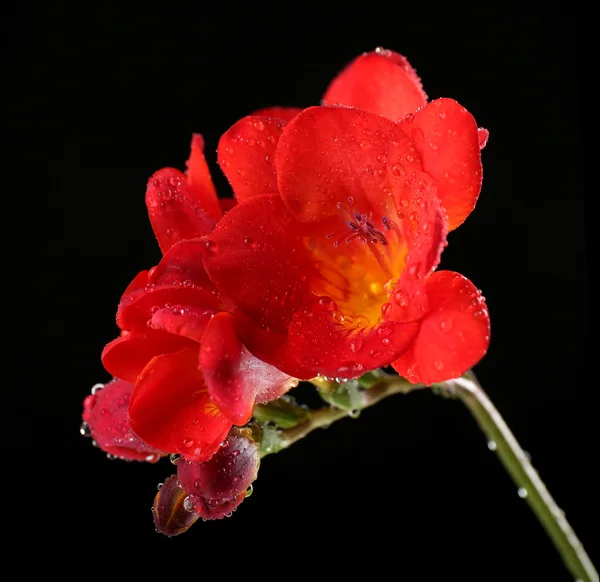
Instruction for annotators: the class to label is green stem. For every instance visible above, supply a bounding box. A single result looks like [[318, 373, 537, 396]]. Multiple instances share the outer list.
[[440, 374, 597, 582], [268, 376, 427, 451], [260, 372, 597, 581]]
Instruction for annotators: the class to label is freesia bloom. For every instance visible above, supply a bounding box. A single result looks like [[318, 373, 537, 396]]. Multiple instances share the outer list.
[[204, 49, 490, 384], [100, 136, 297, 463]]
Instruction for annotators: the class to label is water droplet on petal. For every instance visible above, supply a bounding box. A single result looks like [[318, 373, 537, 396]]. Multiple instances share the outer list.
[[439, 318, 454, 332], [157, 482, 163, 490], [394, 290, 408, 306], [79, 422, 91, 437], [350, 338, 364, 353], [377, 324, 393, 337], [348, 409, 361, 419], [91, 383, 104, 395], [183, 496, 195, 512], [478, 128, 490, 149], [245, 483, 254, 498], [170, 453, 182, 465], [381, 303, 392, 318]]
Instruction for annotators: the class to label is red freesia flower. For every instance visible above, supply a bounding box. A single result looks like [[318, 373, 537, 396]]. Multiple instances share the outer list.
[[100, 136, 297, 463], [203, 49, 490, 384]]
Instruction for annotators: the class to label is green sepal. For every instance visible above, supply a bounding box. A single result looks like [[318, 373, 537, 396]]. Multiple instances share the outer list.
[[253, 395, 311, 429], [317, 378, 363, 410]]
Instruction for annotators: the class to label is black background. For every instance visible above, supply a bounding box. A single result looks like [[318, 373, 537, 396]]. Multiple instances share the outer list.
[[8, 1, 593, 577]]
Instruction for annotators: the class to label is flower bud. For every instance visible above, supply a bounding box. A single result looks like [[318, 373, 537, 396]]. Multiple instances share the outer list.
[[152, 475, 199, 536], [81, 378, 163, 462], [177, 428, 259, 500]]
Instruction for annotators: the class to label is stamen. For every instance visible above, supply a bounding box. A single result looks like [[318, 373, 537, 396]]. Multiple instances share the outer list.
[[367, 240, 393, 279], [329, 200, 396, 279]]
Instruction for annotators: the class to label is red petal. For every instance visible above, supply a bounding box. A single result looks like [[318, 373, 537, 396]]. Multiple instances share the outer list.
[[200, 312, 298, 424], [276, 105, 421, 223], [129, 348, 232, 461], [219, 197, 237, 214], [232, 311, 315, 380], [400, 99, 482, 231], [149, 238, 215, 290], [152, 475, 199, 536], [323, 49, 427, 122], [202, 194, 315, 378], [391, 170, 449, 280], [289, 295, 420, 377], [217, 116, 286, 202], [82, 378, 163, 461], [250, 106, 303, 123], [117, 282, 220, 331], [178, 430, 259, 500], [146, 168, 217, 253], [122, 270, 150, 296], [203, 193, 315, 343], [392, 271, 490, 385], [150, 305, 216, 343], [102, 330, 195, 382], [186, 491, 246, 520], [185, 133, 222, 222]]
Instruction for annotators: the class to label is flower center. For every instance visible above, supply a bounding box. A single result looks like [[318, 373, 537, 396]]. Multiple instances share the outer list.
[[309, 198, 407, 327]]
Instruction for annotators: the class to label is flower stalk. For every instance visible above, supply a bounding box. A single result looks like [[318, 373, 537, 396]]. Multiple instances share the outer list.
[[258, 371, 597, 582]]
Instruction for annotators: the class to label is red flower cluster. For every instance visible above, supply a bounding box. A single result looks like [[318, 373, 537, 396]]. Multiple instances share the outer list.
[[82, 48, 490, 531]]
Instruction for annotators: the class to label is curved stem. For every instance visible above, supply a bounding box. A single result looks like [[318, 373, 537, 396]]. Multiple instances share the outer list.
[[262, 372, 597, 581], [441, 374, 597, 582]]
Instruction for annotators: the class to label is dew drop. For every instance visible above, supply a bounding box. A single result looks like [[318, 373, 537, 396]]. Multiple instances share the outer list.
[[434, 360, 444, 371], [157, 482, 163, 490], [348, 409, 361, 419], [245, 484, 254, 498], [183, 496, 195, 512], [91, 383, 104, 395], [182, 438, 195, 448], [381, 302, 392, 318], [170, 453, 182, 465], [487, 440, 497, 451], [518, 487, 528, 499], [79, 422, 91, 437], [478, 128, 490, 149], [394, 290, 408, 306], [377, 324, 393, 337], [439, 318, 454, 332]]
